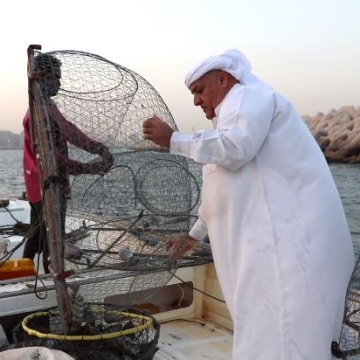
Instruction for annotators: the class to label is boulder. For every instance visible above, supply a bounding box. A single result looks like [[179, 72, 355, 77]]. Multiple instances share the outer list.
[[302, 106, 360, 163]]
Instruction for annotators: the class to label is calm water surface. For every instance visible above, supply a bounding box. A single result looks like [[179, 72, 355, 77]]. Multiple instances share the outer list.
[[0, 149, 25, 200], [1, 149, 359, 254]]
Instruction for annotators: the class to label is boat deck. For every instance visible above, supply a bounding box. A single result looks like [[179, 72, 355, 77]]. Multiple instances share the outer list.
[[155, 319, 233, 360], [0, 200, 234, 359]]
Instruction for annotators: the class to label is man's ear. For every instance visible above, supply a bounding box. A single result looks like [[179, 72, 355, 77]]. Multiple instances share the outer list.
[[218, 71, 229, 88]]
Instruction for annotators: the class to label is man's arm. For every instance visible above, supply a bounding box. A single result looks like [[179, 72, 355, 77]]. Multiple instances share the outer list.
[[143, 86, 274, 171], [54, 110, 114, 175]]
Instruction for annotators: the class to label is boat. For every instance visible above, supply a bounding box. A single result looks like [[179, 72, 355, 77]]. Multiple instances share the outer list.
[[0, 198, 234, 359], [1, 45, 358, 360], [0, 46, 236, 359]]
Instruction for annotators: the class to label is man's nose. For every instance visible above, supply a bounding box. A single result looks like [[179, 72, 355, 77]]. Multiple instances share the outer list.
[[193, 95, 202, 106]]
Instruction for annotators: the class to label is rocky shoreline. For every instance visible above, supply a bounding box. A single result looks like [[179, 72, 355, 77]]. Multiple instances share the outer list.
[[302, 106, 360, 163]]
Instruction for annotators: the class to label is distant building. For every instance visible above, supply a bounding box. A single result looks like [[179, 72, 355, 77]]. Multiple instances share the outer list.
[[0, 131, 23, 149]]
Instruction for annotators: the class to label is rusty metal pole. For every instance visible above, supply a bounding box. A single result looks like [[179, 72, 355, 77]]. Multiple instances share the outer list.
[[27, 44, 75, 334]]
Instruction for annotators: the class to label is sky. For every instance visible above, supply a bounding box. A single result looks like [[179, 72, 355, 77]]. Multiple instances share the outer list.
[[1, 0, 359, 134]]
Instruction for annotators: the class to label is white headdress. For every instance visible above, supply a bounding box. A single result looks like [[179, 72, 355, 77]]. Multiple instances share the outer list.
[[184, 49, 258, 88]]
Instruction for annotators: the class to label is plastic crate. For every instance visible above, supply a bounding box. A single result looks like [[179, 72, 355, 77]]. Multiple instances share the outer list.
[[0, 259, 36, 280]]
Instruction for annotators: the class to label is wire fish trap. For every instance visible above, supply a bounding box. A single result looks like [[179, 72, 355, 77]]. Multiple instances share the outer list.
[[24, 44, 205, 336], [332, 256, 360, 359], [12, 303, 160, 360]]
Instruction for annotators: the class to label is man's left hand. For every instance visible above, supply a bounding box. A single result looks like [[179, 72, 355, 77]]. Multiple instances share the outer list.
[[166, 235, 197, 261]]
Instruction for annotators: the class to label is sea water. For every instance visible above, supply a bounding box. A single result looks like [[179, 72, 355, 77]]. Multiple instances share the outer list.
[[0, 149, 359, 255]]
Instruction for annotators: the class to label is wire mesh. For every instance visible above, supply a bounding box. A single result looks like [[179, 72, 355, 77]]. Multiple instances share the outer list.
[[25, 45, 210, 340], [28, 48, 202, 274], [12, 304, 160, 360], [336, 256, 360, 359]]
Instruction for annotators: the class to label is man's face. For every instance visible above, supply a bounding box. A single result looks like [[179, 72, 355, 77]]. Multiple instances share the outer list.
[[40, 67, 61, 97], [189, 71, 226, 120]]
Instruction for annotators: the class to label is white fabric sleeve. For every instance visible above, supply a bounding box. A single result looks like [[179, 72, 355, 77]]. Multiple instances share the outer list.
[[189, 218, 208, 240], [189, 203, 208, 240], [170, 85, 275, 171]]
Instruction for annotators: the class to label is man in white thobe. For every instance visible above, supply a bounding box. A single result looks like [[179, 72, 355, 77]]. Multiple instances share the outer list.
[[142, 49, 354, 360]]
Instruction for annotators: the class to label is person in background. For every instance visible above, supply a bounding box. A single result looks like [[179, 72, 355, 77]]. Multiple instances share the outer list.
[[23, 53, 114, 273], [142, 49, 355, 359]]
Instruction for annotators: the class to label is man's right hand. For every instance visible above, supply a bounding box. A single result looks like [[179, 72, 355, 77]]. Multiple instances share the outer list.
[[142, 116, 174, 148]]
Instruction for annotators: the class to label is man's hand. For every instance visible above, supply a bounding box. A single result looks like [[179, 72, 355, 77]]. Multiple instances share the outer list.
[[166, 234, 197, 261], [87, 161, 111, 175], [142, 116, 174, 148], [92, 146, 114, 174], [100, 147, 114, 172]]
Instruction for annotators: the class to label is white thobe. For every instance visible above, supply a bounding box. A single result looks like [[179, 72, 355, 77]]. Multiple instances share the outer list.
[[170, 83, 354, 360]]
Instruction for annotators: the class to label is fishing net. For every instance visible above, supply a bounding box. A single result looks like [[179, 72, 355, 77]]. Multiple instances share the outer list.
[[12, 304, 160, 360], [334, 255, 360, 359], [17, 44, 211, 358]]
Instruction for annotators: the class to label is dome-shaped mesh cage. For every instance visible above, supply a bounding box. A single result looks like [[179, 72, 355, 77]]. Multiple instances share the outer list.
[[18, 44, 211, 358], [333, 256, 360, 359]]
